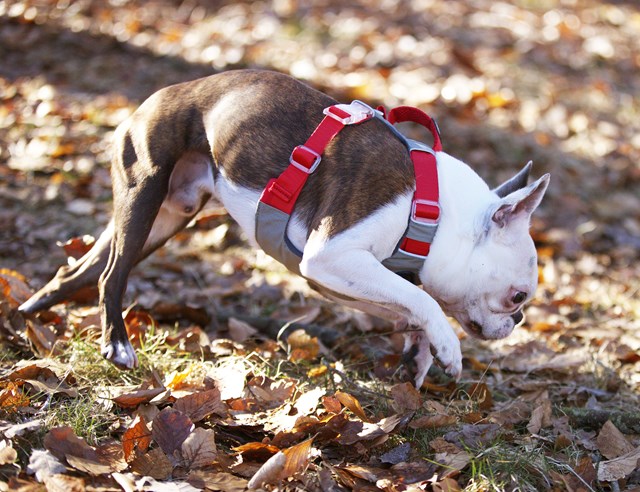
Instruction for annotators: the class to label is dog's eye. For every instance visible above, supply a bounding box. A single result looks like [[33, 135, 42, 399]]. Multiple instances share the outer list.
[[512, 291, 527, 304]]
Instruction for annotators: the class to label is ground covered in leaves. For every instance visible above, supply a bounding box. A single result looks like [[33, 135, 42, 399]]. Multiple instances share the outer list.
[[1, 0, 639, 490]]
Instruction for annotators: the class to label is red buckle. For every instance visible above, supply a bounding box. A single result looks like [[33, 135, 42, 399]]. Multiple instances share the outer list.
[[412, 199, 440, 224], [323, 101, 375, 125], [290, 145, 321, 173]]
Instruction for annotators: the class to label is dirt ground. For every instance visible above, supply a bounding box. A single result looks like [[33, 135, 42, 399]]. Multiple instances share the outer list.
[[1, 1, 639, 490]]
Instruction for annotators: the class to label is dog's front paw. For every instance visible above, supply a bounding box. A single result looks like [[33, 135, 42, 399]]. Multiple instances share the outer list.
[[429, 324, 463, 380], [102, 339, 139, 369]]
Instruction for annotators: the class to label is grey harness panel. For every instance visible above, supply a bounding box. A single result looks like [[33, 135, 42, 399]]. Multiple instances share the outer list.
[[254, 111, 439, 286], [255, 201, 303, 276]]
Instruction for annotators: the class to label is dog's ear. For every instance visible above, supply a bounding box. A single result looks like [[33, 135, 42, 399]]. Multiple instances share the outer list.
[[491, 173, 550, 228], [492, 161, 533, 198]]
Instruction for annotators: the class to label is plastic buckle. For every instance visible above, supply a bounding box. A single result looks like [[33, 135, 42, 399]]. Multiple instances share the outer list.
[[290, 145, 321, 173], [323, 100, 375, 125], [411, 199, 440, 224]]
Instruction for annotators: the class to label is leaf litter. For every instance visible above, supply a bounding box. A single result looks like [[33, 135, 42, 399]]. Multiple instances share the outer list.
[[1, 0, 639, 490]]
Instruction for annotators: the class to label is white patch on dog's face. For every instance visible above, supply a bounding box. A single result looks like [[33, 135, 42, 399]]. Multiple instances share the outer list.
[[424, 172, 550, 341], [444, 222, 539, 340]]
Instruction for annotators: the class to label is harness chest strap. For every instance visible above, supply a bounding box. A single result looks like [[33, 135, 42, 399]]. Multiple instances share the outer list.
[[255, 101, 441, 283]]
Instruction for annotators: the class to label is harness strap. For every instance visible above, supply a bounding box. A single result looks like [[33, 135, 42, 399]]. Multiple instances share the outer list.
[[260, 101, 375, 214], [256, 101, 376, 274], [255, 101, 442, 284], [385, 106, 441, 258]]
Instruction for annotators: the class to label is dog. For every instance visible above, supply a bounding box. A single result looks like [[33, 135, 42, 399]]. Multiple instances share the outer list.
[[19, 69, 549, 387]]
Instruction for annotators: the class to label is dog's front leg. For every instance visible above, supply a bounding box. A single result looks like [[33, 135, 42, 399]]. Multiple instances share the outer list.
[[301, 242, 462, 387]]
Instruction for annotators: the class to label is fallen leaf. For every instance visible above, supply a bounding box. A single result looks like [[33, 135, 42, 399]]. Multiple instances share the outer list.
[[112, 386, 166, 408], [181, 427, 217, 469], [122, 414, 152, 462], [527, 399, 552, 434], [597, 446, 640, 482], [379, 442, 411, 465], [152, 408, 194, 457], [468, 383, 493, 411], [0, 381, 30, 410], [0, 440, 17, 465], [187, 470, 248, 492], [234, 442, 280, 461], [247, 438, 315, 489], [335, 391, 368, 422], [173, 388, 227, 422], [228, 317, 258, 342], [0, 269, 32, 307], [390, 382, 422, 412], [433, 477, 462, 492], [444, 424, 502, 448], [287, 329, 320, 362], [129, 448, 173, 480], [410, 414, 457, 429], [27, 449, 66, 482], [596, 420, 635, 459], [321, 395, 342, 414], [58, 235, 95, 260], [43, 474, 85, 492]]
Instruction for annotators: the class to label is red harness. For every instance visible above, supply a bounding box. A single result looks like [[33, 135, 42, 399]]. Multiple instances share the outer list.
[[256, 101, 441, 283]]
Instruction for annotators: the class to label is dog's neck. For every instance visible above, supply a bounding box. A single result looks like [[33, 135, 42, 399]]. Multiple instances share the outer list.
[[421, 152, 495, 284]]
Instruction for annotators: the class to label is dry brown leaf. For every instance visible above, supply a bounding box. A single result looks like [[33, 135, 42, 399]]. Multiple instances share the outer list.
[[390, 382, 422, 412], [122, 414, 152, 462], [129, 448, 173, 480], [433, 477, 462, 492], [43, 426, 96, 463], [247, 376, 296, 407], [468, 383, 493, 411], [527, 399, 552, 434], [123, 309, 156, 348], [187, 470, 248, 492], [335, 391, 368, 422], [152, 407, 194, 457], [0, 268, 32, 307], [0, 381, 30, 410], [597, 447, 640, 482], [58, 235, 95, 260], [247, 438, 315, 490], [112, 386, 166, 408], [246, 450, 286, 490], [286, 329, 320, 362], [173, 388, 227, 422], [596, 420, 635, 460], [0, 440, 17, 465], [234, 442, 280, 462], [436, 451, 472, 478], [228, 317, 258, 342], [24, 321, 58, 357], [322, 395, 342, 414], [43, 474, 85, 492], [488, 400, 531, 426], [410, 414, 457, 429], [429, 437, 463, 455], [180, 427, 217, 469]]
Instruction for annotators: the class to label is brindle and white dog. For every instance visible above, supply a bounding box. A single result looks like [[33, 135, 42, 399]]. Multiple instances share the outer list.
[[20, 70, 549, 387]]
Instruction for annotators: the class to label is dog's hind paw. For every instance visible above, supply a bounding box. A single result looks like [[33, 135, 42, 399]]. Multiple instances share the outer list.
[[102, 340, 139, 369]]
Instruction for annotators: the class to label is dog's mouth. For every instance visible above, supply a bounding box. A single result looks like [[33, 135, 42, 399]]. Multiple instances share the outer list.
[[467, 320, 486, 339]]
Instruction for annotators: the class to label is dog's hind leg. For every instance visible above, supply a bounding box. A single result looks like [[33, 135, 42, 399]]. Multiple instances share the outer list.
[[19, 151, 214, 316]]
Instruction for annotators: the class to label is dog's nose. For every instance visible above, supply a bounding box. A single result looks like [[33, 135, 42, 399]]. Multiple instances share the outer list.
[[511, 310, 524, 325]]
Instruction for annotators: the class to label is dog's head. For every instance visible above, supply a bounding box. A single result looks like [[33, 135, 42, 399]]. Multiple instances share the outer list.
[[425, 161, 550, 340]]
